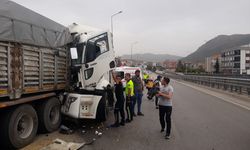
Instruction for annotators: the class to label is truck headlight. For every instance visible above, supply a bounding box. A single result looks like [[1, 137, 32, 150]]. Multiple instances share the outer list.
[[63, 96, 78, 113]]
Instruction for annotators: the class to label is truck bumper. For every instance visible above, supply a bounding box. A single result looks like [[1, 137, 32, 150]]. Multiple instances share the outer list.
[[61, 93, 102, 119]]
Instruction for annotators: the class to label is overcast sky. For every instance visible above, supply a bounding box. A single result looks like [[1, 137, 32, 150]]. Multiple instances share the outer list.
[[12, 0, 250, 57]]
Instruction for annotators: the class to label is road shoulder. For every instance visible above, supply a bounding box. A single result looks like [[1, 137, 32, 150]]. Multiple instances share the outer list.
[[174, 79, 250, 111]]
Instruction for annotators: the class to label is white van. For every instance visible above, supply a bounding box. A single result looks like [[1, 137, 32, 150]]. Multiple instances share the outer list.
[[114, 66, 142, 87]]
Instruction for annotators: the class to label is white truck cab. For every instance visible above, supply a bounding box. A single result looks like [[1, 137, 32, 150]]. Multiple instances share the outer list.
[[61, 23, 115, 121]]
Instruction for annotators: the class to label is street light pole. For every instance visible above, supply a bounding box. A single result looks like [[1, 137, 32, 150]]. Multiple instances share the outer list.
[[111, 11, 122, 34], [130, 41, 138, 60]]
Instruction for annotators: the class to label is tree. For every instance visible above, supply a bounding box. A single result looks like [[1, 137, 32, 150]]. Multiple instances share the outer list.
[[146, 64, 152, 71], [176, 60, 185, 72], [152, 66, 157, 72], [197, 65, 205, 73], [157, 66, 164, 71], [214, 58, 220, 73]]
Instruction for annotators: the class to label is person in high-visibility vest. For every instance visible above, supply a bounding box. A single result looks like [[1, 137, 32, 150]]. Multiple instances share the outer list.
[[124, 73, 135, 122], [143, 73, 149, 84]]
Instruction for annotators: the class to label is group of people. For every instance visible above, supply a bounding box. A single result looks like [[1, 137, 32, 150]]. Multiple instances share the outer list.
[[110, 70, 174, 139], [111, 69, 144, 127]]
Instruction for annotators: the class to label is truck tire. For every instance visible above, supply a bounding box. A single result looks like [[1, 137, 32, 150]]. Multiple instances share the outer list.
[[96, 92, 108, 122], [0, 104, 38, 149], [37, 97, 61, 133]]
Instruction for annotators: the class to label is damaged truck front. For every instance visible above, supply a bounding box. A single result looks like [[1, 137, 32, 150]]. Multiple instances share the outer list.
[[0, 0, 115, 149]]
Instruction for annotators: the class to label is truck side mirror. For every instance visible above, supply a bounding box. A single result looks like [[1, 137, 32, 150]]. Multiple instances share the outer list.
[[70, 48, 78, 59]]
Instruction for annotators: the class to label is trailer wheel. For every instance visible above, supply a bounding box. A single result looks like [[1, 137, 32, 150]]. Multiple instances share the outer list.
[[37, 97, 61, 133], [0, 104, 38, 149], [96, 92, 108, 122]]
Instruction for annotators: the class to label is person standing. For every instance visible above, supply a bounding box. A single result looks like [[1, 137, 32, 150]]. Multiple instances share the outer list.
[[110, 71, 125, 127], [125, 73, 135, 122], [156, 77, 173, 139], [146, 78, 154, 95], [132, 70, 144, 116], [146, 78, 156, 101], [143, 72, 149, 84]]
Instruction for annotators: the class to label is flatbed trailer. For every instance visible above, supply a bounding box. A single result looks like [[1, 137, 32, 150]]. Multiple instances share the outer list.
[[0, 1, 71, 149]]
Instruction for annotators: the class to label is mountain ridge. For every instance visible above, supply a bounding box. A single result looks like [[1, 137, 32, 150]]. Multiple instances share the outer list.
[[121, 53, 182, 62], [182, 34, 250, 63]]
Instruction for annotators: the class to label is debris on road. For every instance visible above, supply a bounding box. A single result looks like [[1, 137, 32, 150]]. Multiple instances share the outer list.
[[59, 125, 74, 135], [95, 130, 99, 135], [94, 130, 103, 137], [81, 130, 86, 134], [98, 132, 103, 136], [40, 138, 96, 150], [40, 138, 83, 150]]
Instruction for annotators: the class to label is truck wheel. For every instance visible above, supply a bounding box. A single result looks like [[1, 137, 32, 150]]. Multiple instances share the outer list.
[[0, 104, 38, 149], [37, 97, 61, 133], [96, 92, 108, 122]]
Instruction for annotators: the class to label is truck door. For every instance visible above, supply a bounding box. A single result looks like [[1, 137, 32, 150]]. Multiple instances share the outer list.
[[82, 33, 114, 88]]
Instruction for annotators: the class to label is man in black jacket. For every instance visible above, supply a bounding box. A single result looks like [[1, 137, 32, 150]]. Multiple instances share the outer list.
[[110, 71, 125, 127]]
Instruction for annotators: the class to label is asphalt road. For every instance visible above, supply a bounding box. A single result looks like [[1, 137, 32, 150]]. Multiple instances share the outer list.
[[84, 79, 250, 150]]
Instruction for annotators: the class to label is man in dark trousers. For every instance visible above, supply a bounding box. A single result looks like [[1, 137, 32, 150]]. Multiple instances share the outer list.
[[110, 71, 125, 127], [132, 70, 144, 116], [125, 73, 134, 122], [156, 77, 173, 139]]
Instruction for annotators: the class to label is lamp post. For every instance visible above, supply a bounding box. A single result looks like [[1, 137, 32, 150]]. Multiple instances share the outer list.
[[111, 11, 122, 34], [130, 41, 138, 61]]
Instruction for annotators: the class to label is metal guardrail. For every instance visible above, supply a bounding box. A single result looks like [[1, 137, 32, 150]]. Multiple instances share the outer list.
[[165, 73, 250, 96], [184, 73, 250, 79]]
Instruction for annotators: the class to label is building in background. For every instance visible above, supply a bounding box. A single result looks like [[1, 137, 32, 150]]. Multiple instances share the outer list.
[[205, 54, 221, 73], [221, 44, 250, 75], [163, 60, 177, 72]]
